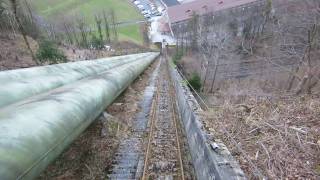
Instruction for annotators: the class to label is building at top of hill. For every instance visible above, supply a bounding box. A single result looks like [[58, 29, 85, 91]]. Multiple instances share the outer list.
[[167, 0, 262, 25]]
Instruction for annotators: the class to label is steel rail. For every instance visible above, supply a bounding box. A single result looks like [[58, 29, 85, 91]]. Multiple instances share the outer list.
[[141, 80, 158, 180], [167, 58, 185, 180], [142, 57, 185, 179]]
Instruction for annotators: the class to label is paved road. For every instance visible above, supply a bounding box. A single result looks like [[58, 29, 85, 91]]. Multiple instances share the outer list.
[[133, 0, 154, 17], [116, 19, 147, 27]]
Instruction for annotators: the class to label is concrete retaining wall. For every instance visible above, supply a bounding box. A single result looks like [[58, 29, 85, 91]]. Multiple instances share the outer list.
[[169, 63, 246, 180]]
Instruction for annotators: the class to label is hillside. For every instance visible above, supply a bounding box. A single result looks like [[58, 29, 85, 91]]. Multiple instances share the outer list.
[[30, 0, 144, 44], [170, 0, 320, 178]]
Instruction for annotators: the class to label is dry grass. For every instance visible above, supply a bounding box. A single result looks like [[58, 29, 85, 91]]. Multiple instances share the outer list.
[[203, 94, 320, 179]]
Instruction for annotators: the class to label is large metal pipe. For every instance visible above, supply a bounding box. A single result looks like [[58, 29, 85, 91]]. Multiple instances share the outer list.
[[0, 52, 159, 179], [0, 52, 157, 108], [0, 53, 149, 81]]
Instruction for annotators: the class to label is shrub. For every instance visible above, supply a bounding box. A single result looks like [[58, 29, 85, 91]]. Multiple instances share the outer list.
[[172, 50, 183, 65], [36, 39, 67, 64], [90, 34, 104, 50], [188, 72, 202, 91]]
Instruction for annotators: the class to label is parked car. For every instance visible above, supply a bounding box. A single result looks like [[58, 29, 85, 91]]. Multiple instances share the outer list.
[[150, 4, 156, 9], [157, 7, 164, 12], [134, 1, 140, 5], [144, 14, 151, 19], [137, 4, 144, 10], [152, 11, 161, 16]]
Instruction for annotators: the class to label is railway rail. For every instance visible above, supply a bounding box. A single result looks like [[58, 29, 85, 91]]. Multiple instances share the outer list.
[[142, 57, 186, 180], [0, 52, 245, 179]]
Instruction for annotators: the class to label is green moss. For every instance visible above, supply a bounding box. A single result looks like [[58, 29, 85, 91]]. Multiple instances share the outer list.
[[188, 73, 202, 91]]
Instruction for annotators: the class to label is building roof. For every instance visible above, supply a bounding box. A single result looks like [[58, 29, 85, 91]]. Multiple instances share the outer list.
[[167, 0, 259, 24], [162, 0, 180, 7]]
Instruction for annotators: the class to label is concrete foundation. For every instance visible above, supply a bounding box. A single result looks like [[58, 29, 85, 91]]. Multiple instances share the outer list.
[[169, 62, 246, 180]]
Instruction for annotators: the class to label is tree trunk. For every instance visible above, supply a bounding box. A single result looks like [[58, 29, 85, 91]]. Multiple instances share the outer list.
[[63, 23, 73, 44], [103, 11, 110, 43], [110, 10, 118, 42], [209, 58, 219, 93], [286, 47, 307, 91], [201, 54, 209, 92], [10, 0, 38, 65], [71, 25, 80, 46], [95, 15, 103, 42]]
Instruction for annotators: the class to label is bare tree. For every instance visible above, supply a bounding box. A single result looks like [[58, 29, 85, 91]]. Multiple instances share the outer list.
[[95, 14, 103, 43], [62, 21, 74, 45], [0, 1, 17, 35], [197, 12, 228, 93], [173, 0, 320, 95], [188, 12, 199, 52], [294, 24, 319, 94], [70, 23, 80, 46], [9, 0, 38, 64], [141, 23, 150, 46], [103, 10, 111, 43], [23, 0, 39, 39], [198, 12, 214, 92], [265, 0, 320, 94], [110, 9, 118, 42], [77, 16, 89, 48], [239, 6, 266, 55]]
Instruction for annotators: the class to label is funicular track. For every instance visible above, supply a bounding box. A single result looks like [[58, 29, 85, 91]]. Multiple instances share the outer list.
[[142, 57, 186, 180], [99, 55, 193, 180]]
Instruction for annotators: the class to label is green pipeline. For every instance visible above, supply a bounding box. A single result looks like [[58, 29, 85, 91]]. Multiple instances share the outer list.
[[0, 52, 159, 179], [0, 52, 157, 108]]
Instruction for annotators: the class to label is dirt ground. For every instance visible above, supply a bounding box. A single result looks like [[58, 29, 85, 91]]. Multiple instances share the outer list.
[[62, 41, 152, 62], [202, 93, 320, 179], [0, 32, 152, 71], [38, 58, 159, 180], [0, 33, 38, 70]]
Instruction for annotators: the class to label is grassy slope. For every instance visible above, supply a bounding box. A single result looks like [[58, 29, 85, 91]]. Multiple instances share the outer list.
[[31, 0, 143, 44]]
